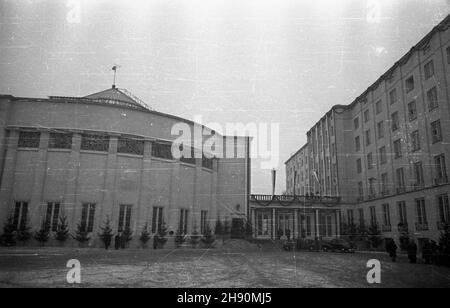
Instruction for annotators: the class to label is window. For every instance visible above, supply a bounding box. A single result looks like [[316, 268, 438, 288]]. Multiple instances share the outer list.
[[306, 215, 312, 236], [389, 89, 397, 105], [391, 112, 399, 131], [347, 209, 354, 226], [18, 131, 40, 148], [438, 195, 450, 225], [355, 136, 361, 152], [447, 46, 450, 64], [368, 178, 376, 197], [405, 76, 414, 93], [45, 202, 60, 232], [379, 146, 387, 165], [151, 207, 164, 233], [48, 132, 72, 149], [117, 204, 132, 232], [12, 201, 28, 230], [381, 173, 389, 195], [411, 130, 421, 152], [152, 142, 173, 159], [408, 100, 417, 121], [367, 152, 373, 170], [81, 134, 109, 152], [202, 155, 214, 169], [415, 198, 428, 229], [434, 154, 448, 183], [180, 145, 196, 164], [257, 213, 270, 236], [397, 201, 408, 225], [424, 60, 434, 80], [356, 158, 362, 174], [393, 139, 402, 158], [377, 121, 384, 139], [413, 162, 424, 186], [358, 208, 365, 227], [364, 110, 370, 123], [179, 209, 189, 234], [431, 120, 442, 143], [354, 117, 360, 130], [117, 136, 144, 156], [370, 206, 377, 226], [396, 168, 405, 191], [358, 182, 364, 199], [80, 203, 96, 233], [365, 129, 371, 146], [427, 87, 438, 111], [200, 210, 208, 234], [375, 100, 382, 114], [382, 204, 391, 226]]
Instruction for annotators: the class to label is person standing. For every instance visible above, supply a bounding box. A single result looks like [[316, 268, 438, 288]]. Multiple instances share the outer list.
[[407, 239, 418, 264], [386, 238, 397, 262], [153, 234, 158, 250], [114, 232, 122, 250]]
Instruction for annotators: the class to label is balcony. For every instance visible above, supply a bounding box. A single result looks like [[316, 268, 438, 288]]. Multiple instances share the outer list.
[[381, 225, 392, 232], [396, 187, 406, 194], [434, 176, 449, 186], [397, 223, 408, 233], [415, 222, 429, 231]]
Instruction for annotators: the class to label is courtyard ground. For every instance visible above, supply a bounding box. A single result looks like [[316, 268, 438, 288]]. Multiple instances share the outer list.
[[0, 243, 449, 288]]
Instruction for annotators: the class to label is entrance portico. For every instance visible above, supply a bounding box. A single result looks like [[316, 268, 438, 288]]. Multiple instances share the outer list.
[[250, 194, 341, 240]]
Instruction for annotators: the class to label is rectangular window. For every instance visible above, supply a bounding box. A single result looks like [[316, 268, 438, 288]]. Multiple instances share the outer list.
[[80, 134, 109, 152], [354, 117, 359, 130], [355, 136, 360, 152], [368, 178, 376, 197], [151, 207, 164, 234], [411, 130, 421, 152], [431, 120, 442, 143], [381, 173, 389, 195], [117, 136, 144, 156], [394, 139, 402, 158], [434, 154, 448, 183], [356, 158, 362, 174], [415, 198, 428, 229], [152, 142, 173, 160], [379, 146, 387, 165], [367, 152, 373, 170], [365, 129, 371, 146], [370, 206, 377, 226], [364, 110, 370, 123], [405, 76, 414, 93], [12, 201, 28, 231], [391, 112, 400, 131], [389, 88, 397, 105], [45, 202, 61, 232], [396, 168, 405, 192], [427, 87, 438, 111], [80, 203, 96, 233], [382, 204, 391, 226], [200, 210, 208, 234], [375, 100, 382, 114], [414, 162, 424, 186], [438, 195, 450, 224], [18, 131, 40, 148], [306, 215, 311, 236], [202, 155, 214, 169], [408, 100, 417, 121], [179, 209, 189, 234], [118, 204, 132, 232], [179, 145, 196, 165], [358, 208, 365, 227], [358, 181, 364, 199], [347, 209, 354, 226], [48, 132, 72, 149], [377, 121, 384, 139], [397, 201, 408, 225], [424, 60, 434, 80]]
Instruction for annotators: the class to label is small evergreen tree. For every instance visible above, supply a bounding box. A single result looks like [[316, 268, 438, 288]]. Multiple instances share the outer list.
[[16, 219, 32, 244], [0, 216, 17, 246], [157, 223, 168, 247], [98, 217, 113, 250], [174, 228, 186, 248], [34, 221, 50, 246], [368, 223, 383, 248], [73, 224, 90, 245], [55, 215, 69, 242], [201, 225, 215, 248], [121, 226, 133, 248], [139, 223, 151, 247]]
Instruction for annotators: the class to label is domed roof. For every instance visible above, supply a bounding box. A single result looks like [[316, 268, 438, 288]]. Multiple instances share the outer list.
[[83, 86, 153, 111]]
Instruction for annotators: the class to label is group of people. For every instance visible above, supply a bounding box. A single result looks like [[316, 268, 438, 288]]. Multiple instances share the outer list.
[[385, 238, 439, 264]]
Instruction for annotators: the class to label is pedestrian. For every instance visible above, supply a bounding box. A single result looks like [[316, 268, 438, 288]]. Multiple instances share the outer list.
[[153, 234, 158, 249], [422, 239, 432, 264], [114, 232, 121, 250], [407, 239, 418, 264], [386, 238, 397, 262]]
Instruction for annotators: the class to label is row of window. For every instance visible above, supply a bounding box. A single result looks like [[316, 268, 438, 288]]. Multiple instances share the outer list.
[[11, 201, 210, 235], [354, 86, 439, 131], [16, 131, 214, 169], [347, 194, 449, 232]]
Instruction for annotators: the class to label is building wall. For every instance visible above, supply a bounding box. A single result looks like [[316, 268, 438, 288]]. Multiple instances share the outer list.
[[0, 96, 250, 247]]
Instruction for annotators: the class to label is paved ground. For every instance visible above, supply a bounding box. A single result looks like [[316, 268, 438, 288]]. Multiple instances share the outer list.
[[0, 246, 449, 288]]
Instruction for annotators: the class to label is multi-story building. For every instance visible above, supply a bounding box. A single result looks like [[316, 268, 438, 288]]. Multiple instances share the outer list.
[[286, 14, 450, 245]]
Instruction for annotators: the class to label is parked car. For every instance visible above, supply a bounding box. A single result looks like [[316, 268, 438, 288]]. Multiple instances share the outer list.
[[309, 238, 356, 253]]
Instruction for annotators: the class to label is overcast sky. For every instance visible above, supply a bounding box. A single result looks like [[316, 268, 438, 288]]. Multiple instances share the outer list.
[[1, 0, 449, 194]]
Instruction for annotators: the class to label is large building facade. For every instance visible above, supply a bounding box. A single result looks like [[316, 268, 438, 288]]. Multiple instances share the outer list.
[[286, 15, 450, 245], [0, 86, 251, 247]]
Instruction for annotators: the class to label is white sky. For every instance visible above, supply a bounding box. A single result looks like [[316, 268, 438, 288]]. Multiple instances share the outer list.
[[1, 0, 449, 194]]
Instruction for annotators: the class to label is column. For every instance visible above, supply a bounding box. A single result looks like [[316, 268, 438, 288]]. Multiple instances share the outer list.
[[137, 140, 153, 232], [336, 210, 341, 238], [315, 209, 320, 239], [64, 133, 81, 228], [272, 208, 276, 240], [294, 209, 299, 239], [99, 136, 118, 232], [168, 160, 180, 233], [251, 208, 256, 238], [0, 129, 18, 223], [30, 131, 49, 227]]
